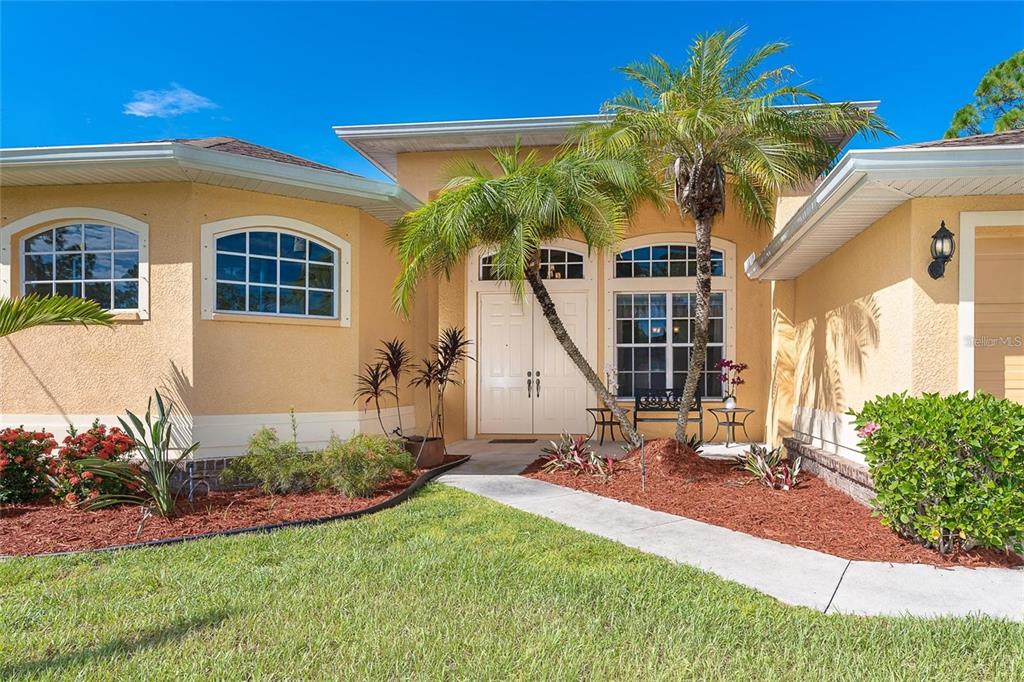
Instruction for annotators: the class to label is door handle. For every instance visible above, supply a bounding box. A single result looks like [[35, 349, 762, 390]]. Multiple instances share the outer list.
[[527, 371, 533, 398], [535, 372, 541, 398]]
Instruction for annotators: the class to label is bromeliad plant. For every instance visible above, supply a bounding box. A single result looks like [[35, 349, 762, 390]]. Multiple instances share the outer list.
[[77, 391, 199, 517], [734, 444, 802, 491], [541, 433, 614, 482]]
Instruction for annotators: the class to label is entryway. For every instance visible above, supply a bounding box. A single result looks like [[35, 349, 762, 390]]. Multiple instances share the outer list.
[[477, 291, 591, 434]]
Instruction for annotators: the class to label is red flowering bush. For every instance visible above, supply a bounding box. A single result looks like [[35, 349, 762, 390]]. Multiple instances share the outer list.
[[0, 427, 57, 503], [49, 421, 136, 506]]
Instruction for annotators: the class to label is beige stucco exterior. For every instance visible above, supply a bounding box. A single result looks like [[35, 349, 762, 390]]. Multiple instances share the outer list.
[[395, 146, 775, 443], [1, 182, 418, 456], [2, 136, 1019, 461], [766, 193, 1024, 460]]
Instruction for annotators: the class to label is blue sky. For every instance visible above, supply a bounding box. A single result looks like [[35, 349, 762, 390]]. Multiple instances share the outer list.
[[2, 2, 1022, 180]]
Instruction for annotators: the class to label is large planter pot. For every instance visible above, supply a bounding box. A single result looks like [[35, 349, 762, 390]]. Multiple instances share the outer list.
[[403, 436, 445, 468]]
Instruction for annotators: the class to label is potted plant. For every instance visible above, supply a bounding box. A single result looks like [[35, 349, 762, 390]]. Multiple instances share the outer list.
[[402, 327, 473, 467], [715, 358, 747, 410]]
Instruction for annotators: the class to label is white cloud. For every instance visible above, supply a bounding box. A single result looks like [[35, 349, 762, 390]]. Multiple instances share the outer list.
[[123, 83, 218, 118]]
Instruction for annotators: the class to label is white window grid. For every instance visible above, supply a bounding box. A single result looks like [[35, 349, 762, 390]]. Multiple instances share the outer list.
[[614, 291, 726, 399], [213, 229, 338, 319], [20, 223, 141, 312], [614, 245, 725, 278], [480, 248, 585, 281]]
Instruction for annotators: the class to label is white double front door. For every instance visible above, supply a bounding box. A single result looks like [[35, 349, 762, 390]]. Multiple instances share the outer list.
[[477, 290, 591, 434]]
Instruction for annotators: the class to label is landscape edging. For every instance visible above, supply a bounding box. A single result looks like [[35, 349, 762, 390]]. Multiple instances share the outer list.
[[7, 455, 470, 559]]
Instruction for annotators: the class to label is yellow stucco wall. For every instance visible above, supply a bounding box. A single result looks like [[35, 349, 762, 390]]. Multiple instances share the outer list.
[[2, 183, 195, 418], [767, 193, 1024, 454], [1, 182, 416, 436], [395, 147, 776, 442]]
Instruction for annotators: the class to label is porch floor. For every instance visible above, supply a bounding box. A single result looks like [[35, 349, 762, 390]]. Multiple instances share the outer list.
[[446, 439, 759, 468]]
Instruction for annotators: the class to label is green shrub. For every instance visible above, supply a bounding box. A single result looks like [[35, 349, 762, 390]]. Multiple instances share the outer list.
[[222, 427, 318, 494], [319, 434, 413, 498], [851, 392, 1024, 554]]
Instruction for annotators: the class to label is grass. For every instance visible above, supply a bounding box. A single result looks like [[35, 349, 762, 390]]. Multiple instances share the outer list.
[[1, 485, 1022, 681]]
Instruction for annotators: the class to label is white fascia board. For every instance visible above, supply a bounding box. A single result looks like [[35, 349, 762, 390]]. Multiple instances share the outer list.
[[744, 144, 1024, 281], [0, 142, 421, 215], [332, 114, 607, 140], [0, 142, 178, 167]]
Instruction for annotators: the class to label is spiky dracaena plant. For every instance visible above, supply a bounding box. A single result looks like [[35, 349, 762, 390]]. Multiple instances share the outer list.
[[354, 362, 397, 436], [408, 358, 440, 438], [433, 327, 473, 440], [377, 338, 412, 435], [586, 28, 892, 440], [389, 144, 664, 446]]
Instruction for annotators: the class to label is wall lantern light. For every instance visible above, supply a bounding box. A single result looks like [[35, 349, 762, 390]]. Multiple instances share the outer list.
[[928, 221, 956, 279]]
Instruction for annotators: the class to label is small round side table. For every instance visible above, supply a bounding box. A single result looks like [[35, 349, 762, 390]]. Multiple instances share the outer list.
[[585, 407, 628, 445], [708, 407, 755, 446]]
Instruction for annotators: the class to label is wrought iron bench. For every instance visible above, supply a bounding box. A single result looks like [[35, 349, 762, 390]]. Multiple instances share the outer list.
[[632, 388, 704, 441]]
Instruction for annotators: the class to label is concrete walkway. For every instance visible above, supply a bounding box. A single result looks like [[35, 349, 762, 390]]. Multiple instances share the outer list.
[[441, 441, 1024, 621]]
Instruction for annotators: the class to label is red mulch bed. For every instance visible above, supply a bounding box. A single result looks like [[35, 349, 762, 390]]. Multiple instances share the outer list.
[[525, 439, 1022, 568], [1, 458, 460, 556]]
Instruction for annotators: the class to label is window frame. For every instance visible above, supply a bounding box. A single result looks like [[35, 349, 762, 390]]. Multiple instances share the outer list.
[[479, 247, 587, 281], [613, 291, 727, 399], [603, 233, 736, 402], [200, 215, 351, 327], [1, 208, 150, 320]]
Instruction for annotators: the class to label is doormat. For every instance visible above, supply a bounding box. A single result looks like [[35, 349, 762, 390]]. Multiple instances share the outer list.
[[489, 438, 538, 444]]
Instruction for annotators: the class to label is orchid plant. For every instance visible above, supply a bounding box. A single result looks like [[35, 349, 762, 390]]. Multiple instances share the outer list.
[[714, 358, 748, 402]]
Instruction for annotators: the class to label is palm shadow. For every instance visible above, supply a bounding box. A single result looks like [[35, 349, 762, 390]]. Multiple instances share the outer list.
[[794, 295, 881, 449], [1, 607, 235, 677]]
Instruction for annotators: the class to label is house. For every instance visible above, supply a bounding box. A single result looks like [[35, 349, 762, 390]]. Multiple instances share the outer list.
[[1, 119, 1021, 489]]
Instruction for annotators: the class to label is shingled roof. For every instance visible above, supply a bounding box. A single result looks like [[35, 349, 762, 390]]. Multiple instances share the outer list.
[[903, 128, 1024, 148], [174, 136, 356, 175]]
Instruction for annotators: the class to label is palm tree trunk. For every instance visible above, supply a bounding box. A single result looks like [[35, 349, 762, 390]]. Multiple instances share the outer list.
[[524, 266, 641, 446], [676, 215, 713, 441]]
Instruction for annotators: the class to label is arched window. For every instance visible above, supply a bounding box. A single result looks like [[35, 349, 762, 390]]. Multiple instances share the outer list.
[[22, 223, 141, 311], [213, 228, 338, 318], [614, 245, 725, 278], [480, 248, 585, 281]]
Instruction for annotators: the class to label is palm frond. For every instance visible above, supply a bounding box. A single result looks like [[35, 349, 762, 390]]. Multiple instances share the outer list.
[[0, 294, 113, 338]]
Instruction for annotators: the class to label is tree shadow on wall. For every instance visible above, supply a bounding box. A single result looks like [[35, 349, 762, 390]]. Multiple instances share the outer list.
[[795, 295, 881, 450]]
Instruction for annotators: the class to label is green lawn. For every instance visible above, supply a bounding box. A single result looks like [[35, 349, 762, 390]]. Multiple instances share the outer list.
[[2, 485, 1022, 681]]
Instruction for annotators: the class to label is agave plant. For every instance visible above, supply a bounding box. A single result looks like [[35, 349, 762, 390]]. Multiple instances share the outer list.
[[376, 338, 412, 435], [354, 362, 397, 436], [77, 391, 199, 517], [734, 444, 802, 491]]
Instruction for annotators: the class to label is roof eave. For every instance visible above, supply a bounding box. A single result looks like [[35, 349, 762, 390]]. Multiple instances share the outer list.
[[0, 143, 421, 222], [744, 144, 1024, 281]]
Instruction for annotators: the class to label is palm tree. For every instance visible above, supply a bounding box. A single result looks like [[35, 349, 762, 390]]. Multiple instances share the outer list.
[[0, 294, 113, 338], [588, 28, 892, 440], [389, 144, 663, 445]]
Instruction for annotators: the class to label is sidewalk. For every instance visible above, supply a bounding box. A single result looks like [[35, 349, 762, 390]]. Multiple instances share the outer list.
[[440, 442, 1024, 621]]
